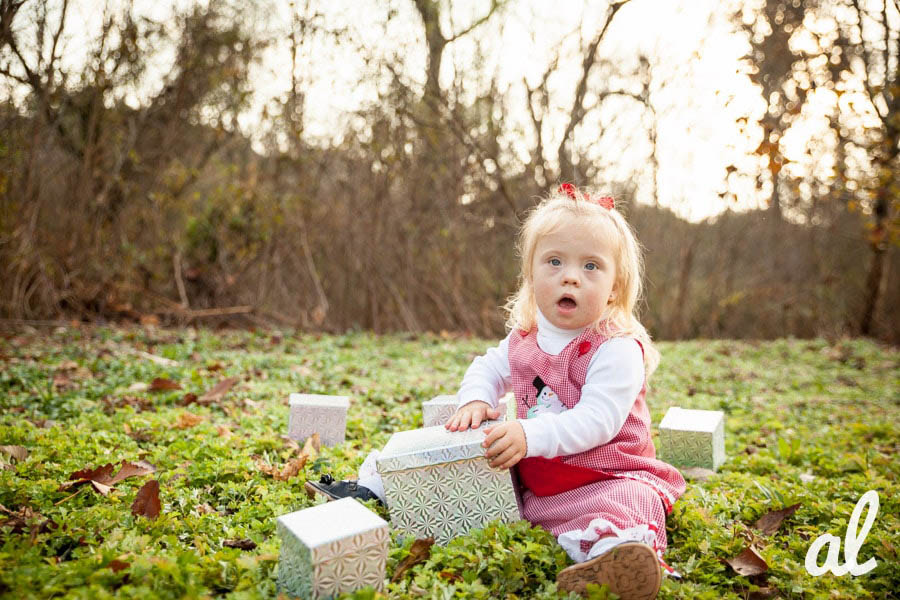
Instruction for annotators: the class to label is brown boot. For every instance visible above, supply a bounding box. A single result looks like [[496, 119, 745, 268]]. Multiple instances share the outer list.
[[556, 541, 661, 600]]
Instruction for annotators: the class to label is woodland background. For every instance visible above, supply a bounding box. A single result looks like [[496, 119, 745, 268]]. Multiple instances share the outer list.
[[0, 0, 898, 342]]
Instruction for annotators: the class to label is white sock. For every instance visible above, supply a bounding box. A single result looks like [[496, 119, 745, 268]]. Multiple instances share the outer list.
[[356, 450, 387, 503]]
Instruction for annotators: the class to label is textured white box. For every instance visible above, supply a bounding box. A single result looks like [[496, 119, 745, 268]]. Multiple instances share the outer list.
[[658, 406, 725, 471], [276, 497, 389, 599], [376, 422, 520, 545], [288, 394, 350, 447], [422, 393, 515, 427]]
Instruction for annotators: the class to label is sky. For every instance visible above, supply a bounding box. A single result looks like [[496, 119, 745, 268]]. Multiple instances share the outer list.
[[3, 0, 845, 222]]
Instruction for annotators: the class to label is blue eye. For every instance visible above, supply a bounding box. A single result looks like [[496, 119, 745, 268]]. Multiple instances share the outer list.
[[550, 258, 561, 266], [585, 262, 597, 271]]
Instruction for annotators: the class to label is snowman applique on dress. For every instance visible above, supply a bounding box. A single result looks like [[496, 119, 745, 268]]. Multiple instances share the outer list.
[[527, 376, 568, 418]]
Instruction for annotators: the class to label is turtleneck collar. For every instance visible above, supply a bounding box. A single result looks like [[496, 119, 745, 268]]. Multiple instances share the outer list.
[[536, 309, 587, 355]]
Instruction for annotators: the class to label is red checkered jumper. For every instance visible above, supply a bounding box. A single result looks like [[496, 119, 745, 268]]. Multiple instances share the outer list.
[[509, 326, 686, 560]]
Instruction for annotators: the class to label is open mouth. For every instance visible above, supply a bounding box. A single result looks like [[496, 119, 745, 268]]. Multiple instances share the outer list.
[[557, 296, 577, 309]]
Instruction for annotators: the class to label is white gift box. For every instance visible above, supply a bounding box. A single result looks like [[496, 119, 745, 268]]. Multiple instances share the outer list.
[[422, 393, 515, 428], [658, 406, 726, 471], [288, 394, 350, 447], [276, 497, 389, 599], [376, 422, 521, 545]]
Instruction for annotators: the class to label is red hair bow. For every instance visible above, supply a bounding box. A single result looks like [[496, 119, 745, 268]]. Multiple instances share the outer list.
[[558, 183, 614, 210]]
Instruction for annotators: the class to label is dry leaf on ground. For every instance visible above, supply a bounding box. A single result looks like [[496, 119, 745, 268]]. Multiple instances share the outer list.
[[179, 393, 198, 406], [256, 455, 308, 481], [149, 377, 181, 392], [131, 480, 161, 520], [391, 537, 435, 583], [60, 460, 156, 494], [196, 503, 217, 515], [108, 559, 131, 572], [223, 538, 257, 550], [91, 481, 112, 496], [280, 436, 301, 452], [753, 503, 801, 536], [175, 412, 204, 429], [725, 546, 769, 577], [107, 460, 156, 485], [199, 377, 240, 404], [302, 433, 321, 459], [0, 503, 56, 535], [0, 445, 28, 462], [61, 463, 117, 490]]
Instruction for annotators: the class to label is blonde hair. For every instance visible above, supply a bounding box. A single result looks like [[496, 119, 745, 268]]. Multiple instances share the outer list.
[[504, 188, 661, 377]]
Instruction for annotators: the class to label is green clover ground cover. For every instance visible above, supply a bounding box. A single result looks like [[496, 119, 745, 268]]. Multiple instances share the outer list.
[[0, 327, 897, 599]]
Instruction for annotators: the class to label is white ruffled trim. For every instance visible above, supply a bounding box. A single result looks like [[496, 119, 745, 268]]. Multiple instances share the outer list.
[[356, 450, 387, 503], [557, 518, 660, 563]]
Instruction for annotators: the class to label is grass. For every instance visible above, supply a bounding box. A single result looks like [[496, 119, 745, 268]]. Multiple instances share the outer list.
[[0, 326, 897, 599]]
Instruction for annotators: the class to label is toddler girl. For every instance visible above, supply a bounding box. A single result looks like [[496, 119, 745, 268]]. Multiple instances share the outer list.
[[307, 185, 685, 600]]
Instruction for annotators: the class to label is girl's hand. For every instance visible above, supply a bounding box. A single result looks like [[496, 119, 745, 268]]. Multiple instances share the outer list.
[[482, 421, 526, 470], [445, 401, 500, 431]]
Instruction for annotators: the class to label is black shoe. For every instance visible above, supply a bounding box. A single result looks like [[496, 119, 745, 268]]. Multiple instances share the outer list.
[[304, 474, 383, 506]]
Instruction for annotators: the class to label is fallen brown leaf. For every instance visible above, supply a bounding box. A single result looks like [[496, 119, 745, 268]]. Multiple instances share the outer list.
[[438, 570, 462, 582], [753, 503, 801, 536], [179, 393, 198, 406], [302, 433, 321, 459], [108, 559, 130, 572], [216, 424, 233, 438], [256, 455, 308, 481], [63, 463, 116, 489], [175, 412, 204, 429], [102, 395, 154, 414], [149, 377, 181, 392], [0, 445, 28, 462], [391, 537, 435, 583], [223, 538, 257, 550], [126, 428, 154, 443], [199, 377, 240, 404], [52, 372, 74, 390], [196, 503, 216, 515], [61, 460, 156, 494], [131, 480, 161, 520], [725, 546, 768, 577], [91, 480, 112, 496], [280, 436, 301, 452], [107, 460, 156, 485]]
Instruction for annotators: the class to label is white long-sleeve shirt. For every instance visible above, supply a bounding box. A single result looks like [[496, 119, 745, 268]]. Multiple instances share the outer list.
[[456, 310, 644, 459]]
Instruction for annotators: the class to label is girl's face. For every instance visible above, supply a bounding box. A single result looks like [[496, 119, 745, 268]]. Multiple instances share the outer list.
[[530, 219, 617, 331]]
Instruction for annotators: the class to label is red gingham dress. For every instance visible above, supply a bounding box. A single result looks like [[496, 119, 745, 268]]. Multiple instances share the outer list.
[[509, 326, 686, 562]]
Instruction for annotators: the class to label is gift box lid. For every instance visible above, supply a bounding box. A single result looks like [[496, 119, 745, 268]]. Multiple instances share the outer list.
[[423, 395, 509, 407], [289, 393, 350, 409], [376, 421, 499, 473], [423, 395, 458, 408], [277, 498, 387, 559], [659, 406, 724, 433]]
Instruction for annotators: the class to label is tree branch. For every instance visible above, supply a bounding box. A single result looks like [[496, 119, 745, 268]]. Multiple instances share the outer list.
[[556, 1, 630, 180], [446, 0, 501, 43]]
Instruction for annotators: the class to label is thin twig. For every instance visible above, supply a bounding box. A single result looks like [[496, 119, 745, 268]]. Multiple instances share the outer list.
[[173, 251, 189, 309]]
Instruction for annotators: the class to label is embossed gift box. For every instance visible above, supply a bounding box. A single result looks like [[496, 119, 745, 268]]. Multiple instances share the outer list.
[[421, 393, 515, 427], [376, 422, 521, 545], [276, 497, 389, 599], [288, 394, 350, 447], [658, 406, 726, 471]]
